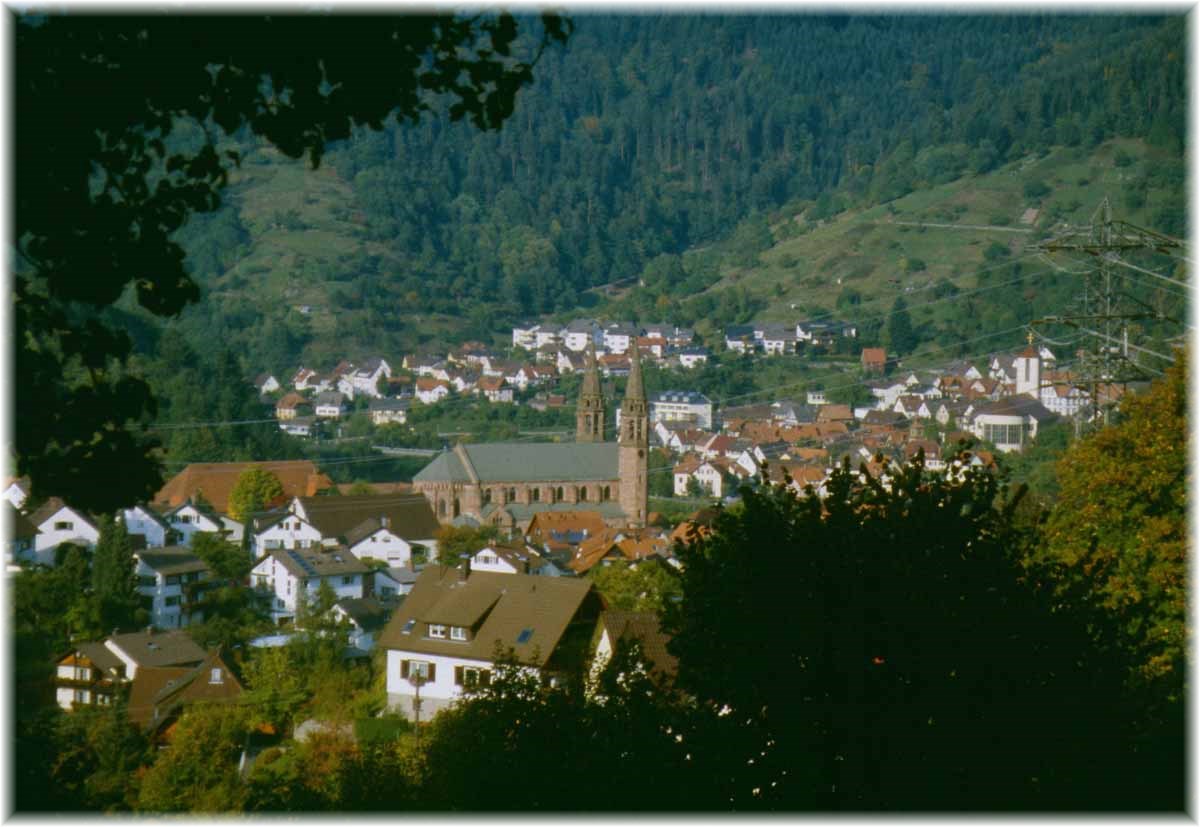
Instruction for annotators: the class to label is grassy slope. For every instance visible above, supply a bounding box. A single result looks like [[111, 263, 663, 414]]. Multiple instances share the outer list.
[[713, 138, 1182, 324]]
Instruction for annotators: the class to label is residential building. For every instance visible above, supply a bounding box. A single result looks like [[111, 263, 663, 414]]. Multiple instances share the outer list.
[[590, 610, 678, 685], [676, 346, 710, 369], [126, 649, 244, 734], [861, 347, 887, 375], [314, 391, 348, 419], [5, 504, 38, 568], [162, 500, 234, 548], [134, 547, 213, 630], [29, 498, 100, 565], [560, 319, 602, 352], [650, 390, 714, 430], [724, 325, 757, 354], [251, 546, 369, 624], [602, 322, 639, 354], [970, 396, 1058, 453], [476, 375, 515, 404], [369, 397, 411, 426], [276, 392, 312, 421], [380, 567, 604, 720], [3, 476, 31, 510], [121, 504, 173, 549], [54, 642, 126, 711]]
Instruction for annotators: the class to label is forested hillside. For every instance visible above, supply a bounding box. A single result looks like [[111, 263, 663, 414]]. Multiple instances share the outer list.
[[160, 13, 1184, 376]]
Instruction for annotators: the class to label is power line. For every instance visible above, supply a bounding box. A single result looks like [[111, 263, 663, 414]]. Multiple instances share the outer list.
[[1106, 254, 1191, 290]]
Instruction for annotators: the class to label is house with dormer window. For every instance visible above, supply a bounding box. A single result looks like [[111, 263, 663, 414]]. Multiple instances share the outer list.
[[380, 566, 602, 721]]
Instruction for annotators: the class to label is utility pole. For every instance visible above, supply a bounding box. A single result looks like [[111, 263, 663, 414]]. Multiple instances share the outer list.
[[1027, 196, 1183, 432]]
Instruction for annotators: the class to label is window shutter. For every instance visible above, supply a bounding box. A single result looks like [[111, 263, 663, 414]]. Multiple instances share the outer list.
[[455, 666, 464, 686], [427, 663, 436, 683], [401, 660, 409, 680]]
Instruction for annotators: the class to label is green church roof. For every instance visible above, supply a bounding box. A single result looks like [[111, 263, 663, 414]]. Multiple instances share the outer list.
[[413, 442, 620, 484]]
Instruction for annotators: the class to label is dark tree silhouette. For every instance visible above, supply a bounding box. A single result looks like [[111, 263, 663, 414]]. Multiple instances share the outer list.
[[14, 12, 570, 513], [664, 458, 1160, 810]]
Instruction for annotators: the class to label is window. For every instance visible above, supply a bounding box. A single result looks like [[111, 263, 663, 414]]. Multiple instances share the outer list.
[[429, 624, 447, 639], [579, 487, 588, 502], [53, 520, 73, 531], [209, 668, 223, 684], [165, 575, 180, 585], [455, 666, 492, 688], [401, 660, 435, 682], [165, 596, 182, 607], [531, 488, 540, 502], [402, 619, 416, 634], [450, 626, 467, 641], [178, 515, 193, 524], [138, 575, 157, 588], [342, 576, 354, 585]]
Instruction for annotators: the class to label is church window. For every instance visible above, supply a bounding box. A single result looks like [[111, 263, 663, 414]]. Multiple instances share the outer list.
[[602, 486, 611, 502], [579, 487, 588, 502], [438, 500, 446, 517], [532, 488, 540, 502], [483, 488, 492, 504], [453, 499, 461, 518], [555, 487, 564, 502], [507, 487, 516, 502]]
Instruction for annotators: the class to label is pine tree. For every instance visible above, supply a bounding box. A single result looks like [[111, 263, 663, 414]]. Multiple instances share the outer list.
[[886, 296, 917, 356], [91, 516, 140, 633]]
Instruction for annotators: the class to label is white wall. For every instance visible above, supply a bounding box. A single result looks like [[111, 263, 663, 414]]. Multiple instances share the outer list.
[[351, 531, 414, 568], [255, 517, 324, 556], [34, 506, 100, 564], [122, 507, 168, 548]]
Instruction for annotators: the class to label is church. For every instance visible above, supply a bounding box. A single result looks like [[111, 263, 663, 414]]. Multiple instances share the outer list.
[[411, 340, 649, 533]]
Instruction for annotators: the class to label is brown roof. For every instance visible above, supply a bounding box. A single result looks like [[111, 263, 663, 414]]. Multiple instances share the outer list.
[[525, 510, 609, 543], [6, 503, 37, 540], [135, 547, 211, 577], [106, 630, 207, 669], [861, 347, 887, 366], [816, 404, 854, 423], [27, 497, 99, 532], [297, 494, 440, 541], [598, 610, 678, 680], [378, 567, 597, 668], [276, 392, 309, 411], [153, 461, 333, 515], [266, 546, 369, 579], [128, 649, 245, 730]]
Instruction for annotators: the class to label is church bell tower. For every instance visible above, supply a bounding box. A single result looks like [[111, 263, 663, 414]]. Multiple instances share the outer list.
[[576, 339, 605, 443], [618, 344, 649, 528]]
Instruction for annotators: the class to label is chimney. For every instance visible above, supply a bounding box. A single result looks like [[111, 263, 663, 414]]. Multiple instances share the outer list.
[[380, 515, 390, 530]]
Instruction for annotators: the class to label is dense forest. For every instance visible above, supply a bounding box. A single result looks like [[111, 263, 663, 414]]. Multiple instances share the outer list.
[[160, 14, 1186, 376]]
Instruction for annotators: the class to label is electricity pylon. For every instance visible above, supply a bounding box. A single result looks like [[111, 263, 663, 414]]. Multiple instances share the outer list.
[[1027, 197, 1184, 429]]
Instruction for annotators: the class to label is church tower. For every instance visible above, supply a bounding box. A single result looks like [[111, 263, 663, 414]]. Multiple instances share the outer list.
[[618, 343, 649, 528], [576, 339, 605, 443]]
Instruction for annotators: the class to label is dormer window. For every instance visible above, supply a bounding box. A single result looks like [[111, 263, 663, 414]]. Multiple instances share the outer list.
[[428, 624, 447, 639], [209, 668, 223, 684], [450, 626, 467, 641]]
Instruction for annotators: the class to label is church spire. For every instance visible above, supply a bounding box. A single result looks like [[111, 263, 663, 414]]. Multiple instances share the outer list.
[[625, 339, 645, 402], [575, 338, 605, 443], [619, 342, 648, 528]]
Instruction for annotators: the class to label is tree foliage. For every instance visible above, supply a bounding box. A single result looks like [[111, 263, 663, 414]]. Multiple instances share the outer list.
[[226, 468, 285, 523], [433, 524, 499, 567], [664, 458, 1164, 810], [14, 12, 571, 513], [1030, 350, 1188, 699], [91, 516, 141, 632]]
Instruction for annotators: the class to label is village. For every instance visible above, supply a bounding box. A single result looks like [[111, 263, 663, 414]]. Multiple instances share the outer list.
[[5, 308, 1123, 750]]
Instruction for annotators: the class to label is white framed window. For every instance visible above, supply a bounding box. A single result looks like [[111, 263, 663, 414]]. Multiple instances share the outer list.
[[342, 576, 354, 585], [450, 626, 467, 641], [429, 624, 447, 639], [54, 520, 74, 531], [209, 668, 223, 684]]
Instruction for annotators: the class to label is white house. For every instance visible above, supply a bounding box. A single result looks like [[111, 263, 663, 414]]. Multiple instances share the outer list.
[[251, 546, 369, 625], [121, 505, 172, 549], [650, 390, 714, 430], [314, 391, 348, 419], [415, 378, 451, 405], [134, 547, 212, 630], [162, 501, 228, 548], [379, 567, 603, 721], [676, 347, 710, 369], [805, 390, 827, 406], [559, 319, 601, 352], [602, 323, 638, 354], [761, 326, 798, 356], [348, 358, 392, 399], [970, 396, 1058, 453], [280, 417, 316, 437], [254, 373, 281, 395], [369, 398, 411, 426], [5, 504, 38, 569], [724, 325, 757, 354], [255, 511, 326, 556], [257, 494, 440, 566], [29, 498, 100, 566], [346, 517, 426, 569], [333, 597, 394, 654], [512, 323, 541, 350]]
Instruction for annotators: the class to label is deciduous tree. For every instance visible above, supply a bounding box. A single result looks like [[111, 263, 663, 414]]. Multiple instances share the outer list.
[[226, 468, 285, 524]]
